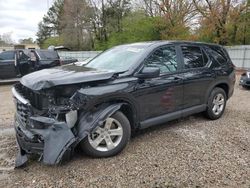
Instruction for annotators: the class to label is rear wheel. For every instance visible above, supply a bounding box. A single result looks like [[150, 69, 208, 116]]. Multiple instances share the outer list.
[[80, 111, 131, 157], [205, 87, 227, 120]]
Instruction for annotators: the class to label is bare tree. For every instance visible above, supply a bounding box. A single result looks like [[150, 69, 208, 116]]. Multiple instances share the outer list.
[[158, 0, 197, 26], [61, 0, 95, 50], [192, 0, 247, 44], [87, 0, 131, 46], [1, 32, 14, 45], [137, 0, 161, 17]]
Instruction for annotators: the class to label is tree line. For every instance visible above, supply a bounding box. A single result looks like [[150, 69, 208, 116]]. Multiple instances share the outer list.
[[37, 0, 250, 50]]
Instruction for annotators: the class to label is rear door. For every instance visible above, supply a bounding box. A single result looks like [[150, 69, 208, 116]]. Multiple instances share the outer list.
[[134, 45, 184, 121], [179, 45, 214, 109], [0, 51, 16, 79]]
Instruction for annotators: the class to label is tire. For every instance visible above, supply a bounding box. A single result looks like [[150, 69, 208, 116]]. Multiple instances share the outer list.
[[80, 111, 131, 157], [205, 87, 227, 120], [242, 85, 250, 90]]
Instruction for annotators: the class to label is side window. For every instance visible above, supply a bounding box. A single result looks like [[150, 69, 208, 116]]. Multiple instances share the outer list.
[[145, 46, 178, 74], [181, 46, 206, 69], [0, 51, 15, 60], [19, 51, 29, 61]]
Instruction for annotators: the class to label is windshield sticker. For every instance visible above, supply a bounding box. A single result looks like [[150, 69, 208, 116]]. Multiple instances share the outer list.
[[126, 47, 143, 53]]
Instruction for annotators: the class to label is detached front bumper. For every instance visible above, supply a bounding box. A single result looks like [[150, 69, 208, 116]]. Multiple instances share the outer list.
[[12, 86, 77, 167], [15, 117, 43, 155], [15, 114, 76, 167]]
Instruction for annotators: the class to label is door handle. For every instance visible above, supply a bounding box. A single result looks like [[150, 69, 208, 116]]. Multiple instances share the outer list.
[[173, 76, 183, 83], [174, 75, 182, 80]]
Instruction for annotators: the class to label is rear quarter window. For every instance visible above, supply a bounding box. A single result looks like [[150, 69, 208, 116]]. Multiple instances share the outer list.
[[205, 46, 228, 66]]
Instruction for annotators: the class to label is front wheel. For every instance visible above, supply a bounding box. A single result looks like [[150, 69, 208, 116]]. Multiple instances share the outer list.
[[205, 87, 227, 120], [80, 111, 131, 157]]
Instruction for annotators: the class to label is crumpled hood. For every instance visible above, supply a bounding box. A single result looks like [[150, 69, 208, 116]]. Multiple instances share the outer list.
[[21, 64, 116, 90]]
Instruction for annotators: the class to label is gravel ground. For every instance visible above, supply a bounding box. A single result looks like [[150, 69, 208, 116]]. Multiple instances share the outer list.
[[0, 76, 249, 188], [0, 85, 15, 129]]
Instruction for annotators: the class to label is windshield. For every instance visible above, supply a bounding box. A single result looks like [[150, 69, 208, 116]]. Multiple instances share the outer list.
[[86, 45, 146, 72]]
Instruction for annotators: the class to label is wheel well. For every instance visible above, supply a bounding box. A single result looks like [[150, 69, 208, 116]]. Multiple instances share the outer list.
[[214, 83, 229, 98], [94, 100, 137, 132], [119, 104, 136, 132]]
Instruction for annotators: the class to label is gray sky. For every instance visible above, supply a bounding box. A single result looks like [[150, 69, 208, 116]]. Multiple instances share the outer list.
[[0, 0, 53, 43]]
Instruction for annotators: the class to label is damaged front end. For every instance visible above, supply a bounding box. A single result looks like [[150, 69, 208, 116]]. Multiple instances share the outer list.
[[12, 83, 122, 167]]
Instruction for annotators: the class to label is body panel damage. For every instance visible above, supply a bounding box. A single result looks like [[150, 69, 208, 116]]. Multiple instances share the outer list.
[[20, 64, 118, 91], [15, 103, 123, 167]]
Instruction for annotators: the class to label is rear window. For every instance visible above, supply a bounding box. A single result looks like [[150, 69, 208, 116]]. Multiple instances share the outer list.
[[0, 51, 15, 60], [36, 50, 59, 60]]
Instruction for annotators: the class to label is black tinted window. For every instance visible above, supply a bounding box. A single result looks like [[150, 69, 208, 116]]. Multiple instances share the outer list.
[[181, 46, 205, 69], [145, 46, 177, 74], [0, 51, 15, 60], [36, 50, 59, 60], [206, 46, 227, 65]]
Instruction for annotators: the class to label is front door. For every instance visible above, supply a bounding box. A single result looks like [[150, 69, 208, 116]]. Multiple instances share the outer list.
[[0, 51, 16, 79], [134, 45, 183, 121]]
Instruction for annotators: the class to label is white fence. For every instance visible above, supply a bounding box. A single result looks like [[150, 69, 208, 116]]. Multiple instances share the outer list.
[[58, 51, 101, 61], [58, 45, 250, 69], [226, 46, 250, 69]]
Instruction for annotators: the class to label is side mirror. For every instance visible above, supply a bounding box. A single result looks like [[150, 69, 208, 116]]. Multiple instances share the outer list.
[[135, 67, 160, 79]]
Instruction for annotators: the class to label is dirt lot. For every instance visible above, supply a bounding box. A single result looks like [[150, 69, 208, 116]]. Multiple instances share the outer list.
[[0, 77, 249, 188]]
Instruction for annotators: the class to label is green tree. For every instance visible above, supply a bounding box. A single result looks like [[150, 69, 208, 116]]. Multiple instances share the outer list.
[[89, 0, 132, 48], [36, 0, 64, 47], [95, 11, 161, 50], [19, 38, 34, 44], [40, 36, 64, 49]]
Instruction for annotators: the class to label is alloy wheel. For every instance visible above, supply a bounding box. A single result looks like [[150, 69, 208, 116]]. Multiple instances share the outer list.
[[88, 117, 123, 152], [212, 93, 225, 115]]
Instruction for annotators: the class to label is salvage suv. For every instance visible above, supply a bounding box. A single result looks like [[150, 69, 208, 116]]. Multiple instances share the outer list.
[[12, 41, 235, 167]]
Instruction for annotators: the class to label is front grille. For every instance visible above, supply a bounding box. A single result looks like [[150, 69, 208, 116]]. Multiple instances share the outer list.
[[16, 99, 30, 125], [14, 83, 48, 110]]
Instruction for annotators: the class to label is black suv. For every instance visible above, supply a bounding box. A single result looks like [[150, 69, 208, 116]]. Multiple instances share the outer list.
[[0, 49, 61, 79], [12, 41, 235, 167]]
